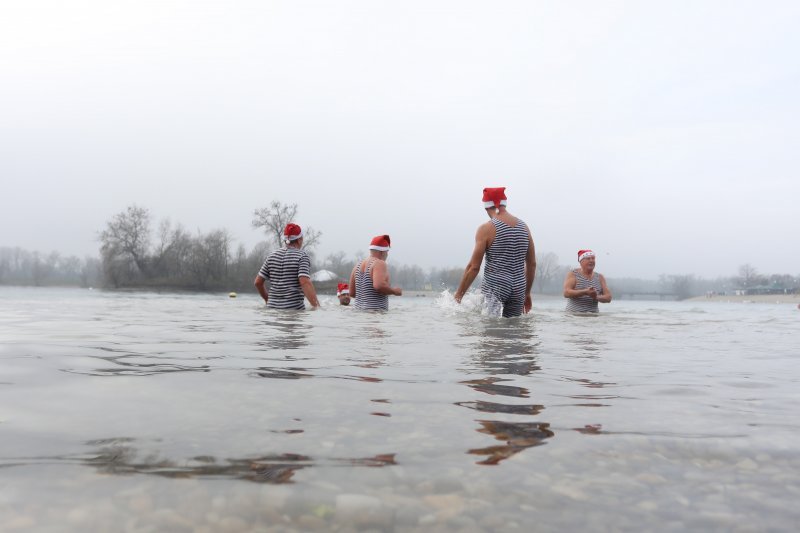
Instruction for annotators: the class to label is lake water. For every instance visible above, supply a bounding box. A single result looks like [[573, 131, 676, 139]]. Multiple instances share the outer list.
[[1, 286, 798, 532]]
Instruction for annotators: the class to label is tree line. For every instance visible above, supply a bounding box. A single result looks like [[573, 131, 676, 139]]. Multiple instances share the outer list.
[[2, 204, 798, 299], [95, 203, 471, 292]]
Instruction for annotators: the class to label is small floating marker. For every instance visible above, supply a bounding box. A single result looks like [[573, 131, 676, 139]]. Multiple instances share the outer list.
[[229, 292, 237, 298]]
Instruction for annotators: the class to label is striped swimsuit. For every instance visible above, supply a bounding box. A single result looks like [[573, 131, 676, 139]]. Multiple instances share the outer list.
[[355, 259, 388, 311], [480, 218, 530, 318], [565, 269, 603, 313], [257, 248, 311, 310]]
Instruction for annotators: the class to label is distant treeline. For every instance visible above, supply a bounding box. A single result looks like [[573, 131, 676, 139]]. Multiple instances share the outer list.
[[3, 204, 798, 300], [0, 247, 102, 288]]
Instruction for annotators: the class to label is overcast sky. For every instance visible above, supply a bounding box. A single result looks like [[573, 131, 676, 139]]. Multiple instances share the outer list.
[[1, 0, 798, 279]]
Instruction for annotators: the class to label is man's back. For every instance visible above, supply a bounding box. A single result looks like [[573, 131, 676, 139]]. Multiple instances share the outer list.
[[259, 248, 310, 310], [483, 218, 529, 285]]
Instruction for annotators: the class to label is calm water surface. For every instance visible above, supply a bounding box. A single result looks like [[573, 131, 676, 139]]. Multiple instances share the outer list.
[[1, 287, 798, 532]]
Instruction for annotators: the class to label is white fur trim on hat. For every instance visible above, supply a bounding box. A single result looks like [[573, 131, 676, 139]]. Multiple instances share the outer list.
[[284, 231, 303, 243], [483, 200, 507, 208]]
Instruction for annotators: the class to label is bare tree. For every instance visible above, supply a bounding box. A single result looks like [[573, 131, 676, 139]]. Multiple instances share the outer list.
[[99, 205, 152, 276], [534, 252, 561, 292], [737, 264, 763, 288], [322, 251, 353, 278], [252, 201, 321, 250], [671, 274, 696, 300]]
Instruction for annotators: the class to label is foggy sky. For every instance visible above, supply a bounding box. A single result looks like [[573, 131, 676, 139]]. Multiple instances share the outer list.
[[2, 0, 799, 279]]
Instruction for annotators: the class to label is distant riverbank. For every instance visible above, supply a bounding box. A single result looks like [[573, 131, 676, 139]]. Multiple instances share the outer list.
[[687, 293, 800, 304]]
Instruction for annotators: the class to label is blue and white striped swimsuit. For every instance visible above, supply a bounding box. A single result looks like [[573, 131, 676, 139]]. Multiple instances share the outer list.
[[480, 218, 529, 318], [257, 248, 312, 310], [355, 259, 388, 311], [565, 269, 602, 313]]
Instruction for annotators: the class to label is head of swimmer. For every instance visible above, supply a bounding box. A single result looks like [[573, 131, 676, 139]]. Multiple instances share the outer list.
[[338, 293, 351, 306]]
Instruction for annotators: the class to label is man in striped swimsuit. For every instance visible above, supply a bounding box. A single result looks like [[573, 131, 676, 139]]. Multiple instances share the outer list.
[[254, 223, 320, 310], [349, 235, 402, 311], [563, 249, 612, 313], [454, 187, 536, 318]]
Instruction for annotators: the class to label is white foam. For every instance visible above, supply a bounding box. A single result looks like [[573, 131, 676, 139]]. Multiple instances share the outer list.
[[435, 289, 502, 317]]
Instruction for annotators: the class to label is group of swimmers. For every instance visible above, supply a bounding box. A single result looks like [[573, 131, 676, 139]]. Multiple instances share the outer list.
[[254, 187, 612, 316]]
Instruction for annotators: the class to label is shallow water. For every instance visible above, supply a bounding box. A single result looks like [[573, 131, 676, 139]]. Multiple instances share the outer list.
[[1, 287, 798, 532]]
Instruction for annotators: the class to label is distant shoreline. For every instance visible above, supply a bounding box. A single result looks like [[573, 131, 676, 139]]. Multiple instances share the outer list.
[[686, 294, 800, 304]]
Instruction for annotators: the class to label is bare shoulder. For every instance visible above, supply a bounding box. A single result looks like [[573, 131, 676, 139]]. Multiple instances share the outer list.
[[477, 220, 496, 237]]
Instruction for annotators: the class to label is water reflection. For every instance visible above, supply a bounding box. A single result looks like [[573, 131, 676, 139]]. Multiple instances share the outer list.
[[460, 377, 530, 398], [564, 329, 607, 358], [3, 438, 396, 484], [455, 400, 544, 415], [468, 420, 554, 465], [468, 319, 541, 376], [250, 367, 312, 379], [256, 312, 310, 352], [63, 346, 211, 376], [456, 317, 552, 464], [346, 323, 389, 372]]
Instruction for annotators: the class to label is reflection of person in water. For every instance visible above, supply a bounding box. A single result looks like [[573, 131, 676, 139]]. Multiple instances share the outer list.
[[455, 316, 550, 465], [472, 319, 540, 377], [337, 283, 351, 306], [258, 312, 310, 351]]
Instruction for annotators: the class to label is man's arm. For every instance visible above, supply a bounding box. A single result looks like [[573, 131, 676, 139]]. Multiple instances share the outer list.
[[597, 274, 612, 303], [563, 273, 597, 299], [371, 260, 402, 296], [524, 231, 536, 312], [299, 276, 320, 308], [348, 266, 357, 298], [254, 275, 269, 305], [454, 224, 491, 303]]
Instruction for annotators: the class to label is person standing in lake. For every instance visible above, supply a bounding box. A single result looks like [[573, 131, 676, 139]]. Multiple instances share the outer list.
[[337, 283, 351, 306], [454, 187, 536, 317], [349, 235, 402, 311], [563, 249, 612, 313], [254, 223, 320, 309]]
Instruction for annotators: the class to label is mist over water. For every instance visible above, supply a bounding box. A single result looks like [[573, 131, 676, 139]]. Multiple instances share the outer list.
[[1, 287, 798, 531]]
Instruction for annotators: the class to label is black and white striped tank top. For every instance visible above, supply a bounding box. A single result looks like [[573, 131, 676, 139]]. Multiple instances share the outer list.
[[482, 218, 529, 294], [258, 248, 311, 310], [355, 259, 388, 311], [565, 269, 602, 313]]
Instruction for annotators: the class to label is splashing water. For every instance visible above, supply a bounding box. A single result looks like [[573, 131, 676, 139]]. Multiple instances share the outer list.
[[436, 289, 501, 317]]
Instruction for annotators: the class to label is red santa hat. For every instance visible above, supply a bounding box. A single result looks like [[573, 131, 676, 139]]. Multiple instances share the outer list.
[[284, 223, 303, 243], [578, 249, 595, 262], [369, 234, 391, 252], [482, 187, 508, 209], [337, 283, 349, 296]]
